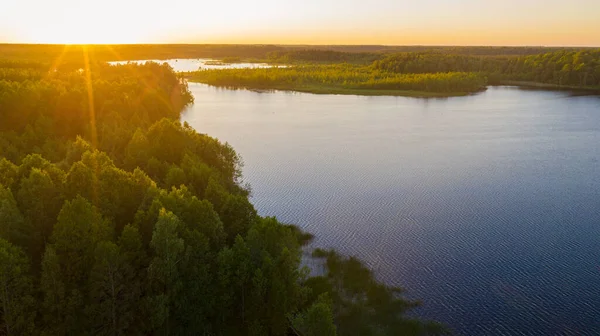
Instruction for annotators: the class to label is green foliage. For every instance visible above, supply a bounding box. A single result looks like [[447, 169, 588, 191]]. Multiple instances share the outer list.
[[0, 238, 36, 335], [266, 49, 379, 64], [39, 246, 67, 335], [51, 196, 112, 286], [0, 185, 27, 248], [190, 64, 488, 95], [0, 60, 193, 163], [0, 57, 442, 335], [292, 294, 337, 336], [373, 50, 600, 88], [191, 48, 600, 95], [17, 167, 64, 262]]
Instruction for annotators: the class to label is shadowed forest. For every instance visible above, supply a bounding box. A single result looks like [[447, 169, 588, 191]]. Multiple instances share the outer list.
[[0, 52, 447, 335]]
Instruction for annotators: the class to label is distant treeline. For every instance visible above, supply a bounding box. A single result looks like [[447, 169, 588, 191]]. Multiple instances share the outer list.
[[0, 57, 447, 335], [0, 44, 284, 66], [373, 50, 600, 87], [265, 50, 381, 64], [190, 64, 487, 96], [282, 45, 590, 56], [0, 43, 592, 66]]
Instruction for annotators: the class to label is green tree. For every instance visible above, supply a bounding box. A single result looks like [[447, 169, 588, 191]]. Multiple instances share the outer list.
[[0, 159, 18, 190], [0, 184, 28, 248], [39, 246, 67, 335], [0, 238, 35, 335], [87, 241, 128, 336], [148, 209, 185, 335], [124, 128, 150, 170], [116, 225, 146, 333], [16, 167, 64, 262], [217, 235, 251, 334], [51, 196, 112, 287], [292, 294, 337, 336], [64, 161, 96, 202], [220, 194, 257, 241]]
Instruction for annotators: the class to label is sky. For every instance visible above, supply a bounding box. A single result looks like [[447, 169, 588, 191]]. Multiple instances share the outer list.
[[1, 0, 599, 46]]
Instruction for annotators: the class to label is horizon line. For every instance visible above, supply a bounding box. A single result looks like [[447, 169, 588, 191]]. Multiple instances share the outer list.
[[1, 42, 600, 48]]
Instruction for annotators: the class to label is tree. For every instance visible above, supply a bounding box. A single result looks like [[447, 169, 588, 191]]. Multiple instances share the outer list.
[[87, 241, 127, 336], [220, 194, 257, 241], [39, 246, 67, 335], [0, 184, 28, 248], [146, 119, 187, 164], [148, 209, 185, 335], [51, 196, 112, 287], [116, 225, 146, 333], [16, 167, 64, 262], [292, 294, 337, 336], [217, 235, 252, 334], [124, 128, 150, 170], [0, 159, 18, 190], [165, 166, 187, 189], [64, 136, 92, 167], [172, 229, 213, 334], [158, 186, 225, 249], [64, 161, 96, 202], [0, 238, 35, 335]]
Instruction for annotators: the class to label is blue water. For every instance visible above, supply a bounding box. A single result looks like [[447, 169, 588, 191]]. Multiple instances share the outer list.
[[182, 84, 600, 335]]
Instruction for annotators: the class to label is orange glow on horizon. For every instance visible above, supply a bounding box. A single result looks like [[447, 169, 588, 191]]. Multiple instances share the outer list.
[[1, 0, 599, 46]]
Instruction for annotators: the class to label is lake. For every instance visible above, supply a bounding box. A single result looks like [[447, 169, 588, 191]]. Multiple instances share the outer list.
[[109, 58, 275, 71], [181, 83, 600, 335]]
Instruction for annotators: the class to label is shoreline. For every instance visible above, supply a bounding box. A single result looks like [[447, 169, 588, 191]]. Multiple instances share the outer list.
[[497, 80, 600, 94], [185, 79, 482, 98], [187, 78, 600, 98]]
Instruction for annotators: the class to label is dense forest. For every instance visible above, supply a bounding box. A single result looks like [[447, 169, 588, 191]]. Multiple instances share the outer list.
[[188, 49, 600, 95], [264, 50, 381, 65], [0, 53, 447, 335], [189, 65, 487, 96], [373, 50, 600, 87], [261, 47, 593, 65]]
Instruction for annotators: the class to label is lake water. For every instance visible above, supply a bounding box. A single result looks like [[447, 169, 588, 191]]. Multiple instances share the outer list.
[[109, 58, 274, 72], [181, 83, 600, 335]]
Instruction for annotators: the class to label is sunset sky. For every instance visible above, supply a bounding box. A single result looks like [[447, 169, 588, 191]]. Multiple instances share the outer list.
[[1, 0, 599, 45]]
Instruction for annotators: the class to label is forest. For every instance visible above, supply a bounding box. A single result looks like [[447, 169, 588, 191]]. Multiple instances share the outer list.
[[187, 48, 600, 96], [0, 54, 447, 335], [372, 50, 600, 87]]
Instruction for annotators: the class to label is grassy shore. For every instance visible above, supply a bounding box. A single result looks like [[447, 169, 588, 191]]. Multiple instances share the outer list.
[[186, 64, 487, 97], [191, 82, 477, 97]]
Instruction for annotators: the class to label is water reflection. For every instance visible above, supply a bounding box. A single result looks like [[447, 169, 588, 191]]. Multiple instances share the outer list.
[[182, 84, 600, 335], [109, 58, 276, 72]]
